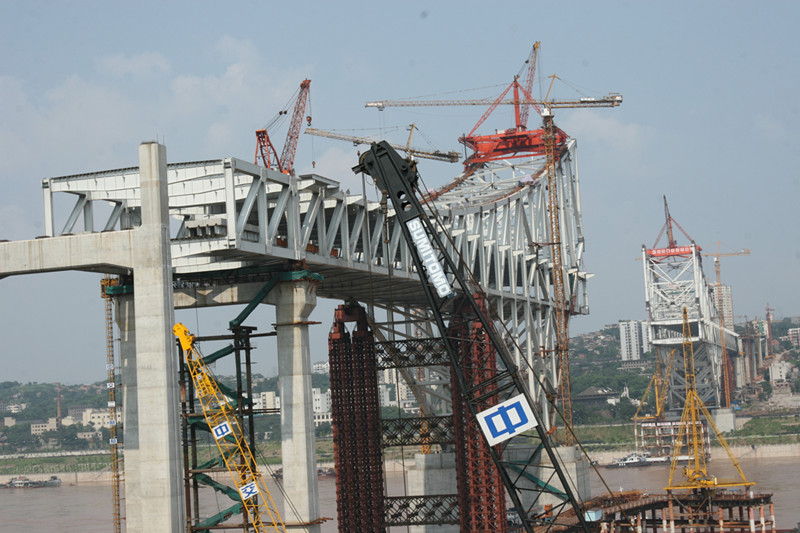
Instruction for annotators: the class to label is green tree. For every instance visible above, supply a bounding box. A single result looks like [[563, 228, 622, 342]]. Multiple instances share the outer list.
[[2, 423, 38, 452], [315, 422, 332, 438]]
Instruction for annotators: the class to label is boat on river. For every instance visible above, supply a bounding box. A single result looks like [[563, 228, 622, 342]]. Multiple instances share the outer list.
[[606, 452, 669, 468], [1, 476, 62, 488]]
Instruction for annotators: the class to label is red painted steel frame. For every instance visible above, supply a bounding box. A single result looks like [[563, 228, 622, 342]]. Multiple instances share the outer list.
[[449, 297, 508, 533], [329, 304, 385, 532]]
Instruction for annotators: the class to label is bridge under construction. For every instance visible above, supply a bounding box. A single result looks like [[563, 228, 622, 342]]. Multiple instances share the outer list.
[[0, 133, 592, 531], [0, 42, 774, 532]]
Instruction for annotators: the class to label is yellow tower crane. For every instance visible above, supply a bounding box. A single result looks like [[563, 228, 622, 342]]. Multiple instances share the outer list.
[[173, 323, 286, 532], [100, 276, 124, 533], [666, 308, 753, 491], [633, 348, 677, 423], [702, 242, 750, 407]]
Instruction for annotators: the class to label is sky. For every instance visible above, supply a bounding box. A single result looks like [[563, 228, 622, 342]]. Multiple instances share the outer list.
[[1, 1, 798, 384]]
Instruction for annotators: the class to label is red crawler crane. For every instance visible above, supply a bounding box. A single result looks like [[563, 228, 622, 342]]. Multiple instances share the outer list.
[[255, 79, 311, 175]]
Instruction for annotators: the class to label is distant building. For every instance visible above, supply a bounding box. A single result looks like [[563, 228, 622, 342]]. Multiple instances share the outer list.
[[768, 360, 793, 384], [81, 408, 122, 429], [68, 405, 92, 419], [711, 284, 735, 329], [253, 391, 280, 412], [313, 412, 332, 428], [5, 403, 26, 414], [77, 431, 102, 441], [573, 386, 619, 407], [312, 361, 330, 374], [788, 328, 800, 347], [312, 388, 331, 414], [619, 320, 651, 361], [378, 384, 397, 407], [378, 368, 415, 406], [31, 418, 59, 436]]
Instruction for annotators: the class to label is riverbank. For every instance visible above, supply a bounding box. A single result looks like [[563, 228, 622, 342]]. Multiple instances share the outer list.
[[3, 443, 797, 487], [589, 442, 800, 464]]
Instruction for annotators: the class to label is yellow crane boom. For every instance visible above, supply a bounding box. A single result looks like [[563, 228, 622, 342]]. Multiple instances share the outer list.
[[666, 308, 753, 491], [173, 323, 286, 532]]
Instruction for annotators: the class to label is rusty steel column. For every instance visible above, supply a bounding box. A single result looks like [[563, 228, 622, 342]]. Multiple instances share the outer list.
[[449, 296, 507, 533], [329, 304, 385, 532]]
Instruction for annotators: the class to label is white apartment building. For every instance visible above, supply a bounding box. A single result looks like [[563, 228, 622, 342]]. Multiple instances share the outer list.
[[711, 284, 735, 329], [768, 360, 793, 384], [378, 384, 397, 407], [253, 390, 281, 412], [619, 320, 651, 361], [788, 328, 800, 347], [312, 388, 331, 414], [82, 408, 122, 429], [313, 412, 333, 428]]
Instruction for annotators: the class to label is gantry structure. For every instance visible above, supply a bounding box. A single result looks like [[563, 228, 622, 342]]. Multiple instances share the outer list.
[[1, 138, 589, 530], [641, 243, 740, 411]]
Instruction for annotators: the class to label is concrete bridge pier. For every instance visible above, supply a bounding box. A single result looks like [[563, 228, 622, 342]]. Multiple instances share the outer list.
[[273, 278, 321, 532], [126, 142, 185, 531]]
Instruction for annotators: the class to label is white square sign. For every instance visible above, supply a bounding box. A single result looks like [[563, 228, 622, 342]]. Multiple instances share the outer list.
[[476, 393, 538, 446]]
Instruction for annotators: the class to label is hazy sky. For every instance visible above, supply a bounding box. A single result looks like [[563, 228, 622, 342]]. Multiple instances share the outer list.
[[1, 1, 798, 384]]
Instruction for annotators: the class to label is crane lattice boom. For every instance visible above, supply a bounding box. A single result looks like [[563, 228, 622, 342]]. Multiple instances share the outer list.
[[304, 127, 460, 162], [255, 79, 311, 175], [174, 323, 286, 532], [365, 95, 622, 110]]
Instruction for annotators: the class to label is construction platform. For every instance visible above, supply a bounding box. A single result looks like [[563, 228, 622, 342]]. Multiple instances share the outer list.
[[509, 490, 775, 533]]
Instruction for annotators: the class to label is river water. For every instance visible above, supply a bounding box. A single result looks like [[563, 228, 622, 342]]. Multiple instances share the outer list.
[[0, 456, 797, 531]]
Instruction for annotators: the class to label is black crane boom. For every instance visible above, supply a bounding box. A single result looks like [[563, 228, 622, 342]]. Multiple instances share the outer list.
[[353, 141, 591, 532]]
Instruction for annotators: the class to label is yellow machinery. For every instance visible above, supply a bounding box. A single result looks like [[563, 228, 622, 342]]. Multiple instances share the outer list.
[[633, 348, 677, 423], [173, 323, 286, 532], [703, 241, 750, 406], [665, 308, 753, 491]]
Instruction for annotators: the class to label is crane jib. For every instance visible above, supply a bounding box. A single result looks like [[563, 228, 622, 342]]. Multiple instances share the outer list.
[[406, 217, 454, 298]]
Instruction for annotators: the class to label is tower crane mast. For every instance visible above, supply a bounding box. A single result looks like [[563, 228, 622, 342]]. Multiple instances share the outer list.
[[702, 242, 750, 406], [666, 308, 752, 492]]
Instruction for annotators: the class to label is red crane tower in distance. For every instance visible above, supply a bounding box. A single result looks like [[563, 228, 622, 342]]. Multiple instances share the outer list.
[[255, 79, 311, 175]]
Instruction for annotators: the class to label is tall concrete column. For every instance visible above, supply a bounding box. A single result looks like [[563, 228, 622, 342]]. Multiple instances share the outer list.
[[126, 142, 184, 531], [274, 279, 320, 533]]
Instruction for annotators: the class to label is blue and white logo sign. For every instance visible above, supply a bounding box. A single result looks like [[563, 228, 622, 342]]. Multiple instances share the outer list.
[[239, 481, 259, 500], [212, 421, 233, 441], [476, 393, 538, 446]]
